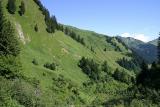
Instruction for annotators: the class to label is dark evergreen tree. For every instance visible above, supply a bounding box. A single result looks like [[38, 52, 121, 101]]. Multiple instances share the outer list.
[[34, 24, 38, 32], [79, 57, 100, 81], [32, 58, 38, 65], [44, 62, 56, 71], [102, 61, 109, 73], [91, 46, 94, 52], [63, 27, 85, 45], [59, 25, 64, 32], [33, 0, 44, 11], [151, 61, 157, 69], [158, 33, 160, 64], [7, 0, 16, 14], [70, 31, 76, 39], [113, 68, 121, 81], [80, 38, 85, 45], [113, 68, 132, 84], [51, 16, 58, 29], [64, 27, 69, 35], [0, 20, 20, 56], [45, 15, 58, 33], [77, 35, 81, 42], [136, 61, 149, 86], [117, 57, 138, 71], [19, 1, 25, 16], [33, 0, 59, 33], [0, 1, 3, 31]]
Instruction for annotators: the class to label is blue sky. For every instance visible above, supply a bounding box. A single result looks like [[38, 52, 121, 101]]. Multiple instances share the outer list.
[[41, 0, 160, 42]]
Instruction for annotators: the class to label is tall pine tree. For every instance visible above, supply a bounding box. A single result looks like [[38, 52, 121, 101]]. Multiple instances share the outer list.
[[19, 1, 25, 16], [0, 1, 3, 31], [7, 0, 16, 14], [0, 20, 20, 56], [136, 61, 149, 86]]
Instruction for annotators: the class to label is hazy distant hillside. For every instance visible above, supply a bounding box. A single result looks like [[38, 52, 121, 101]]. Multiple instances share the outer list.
[[148, 39, 158, 46], [117, 36, 157, 63]]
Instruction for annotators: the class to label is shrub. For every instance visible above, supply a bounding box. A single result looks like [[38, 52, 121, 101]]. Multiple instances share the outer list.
[[32, 58, 38, 65], [101, 61, 110, 74], [117, 57, 139, 71], [112, 68, 133, 84], [34, 24, 38, 32], [12, 79, 39, 107], [0, 55, 21, 79], [19, 1, 25, 16], [79, 57, 100, 81], [44, 62, 56, 71]]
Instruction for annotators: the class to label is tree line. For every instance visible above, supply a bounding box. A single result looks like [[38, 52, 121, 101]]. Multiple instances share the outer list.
[[112, 68, 135, 84], [78, 57, 100, 81], [62, 27, 85, 46], [115, 37, 129, 50], [7, 0, 25, 16], [106, 37, 123, 52], [78, 57, 134, 84], [33, 0, 58, 33], [7, 0, 60, 33], [117, 57, 140, 72]]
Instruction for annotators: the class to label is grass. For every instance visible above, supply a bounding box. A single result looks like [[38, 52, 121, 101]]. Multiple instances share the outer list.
[[1, 0, 136, 106]]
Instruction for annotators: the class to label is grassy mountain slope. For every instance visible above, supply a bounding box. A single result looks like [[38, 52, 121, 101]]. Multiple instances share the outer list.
[[1, 0, 138, 106]]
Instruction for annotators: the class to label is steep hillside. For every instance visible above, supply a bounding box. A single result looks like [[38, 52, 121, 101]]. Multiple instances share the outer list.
[[149, 39, 158, 46], [117, 36, 157, 63], [0, 0, 142, 106], [4, 0, 134, 84]]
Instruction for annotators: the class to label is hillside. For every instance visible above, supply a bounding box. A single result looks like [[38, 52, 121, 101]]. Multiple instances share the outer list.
[[117, 36, 157, 63], [149, 39, 158, 46], [0, 0, 159, 107]]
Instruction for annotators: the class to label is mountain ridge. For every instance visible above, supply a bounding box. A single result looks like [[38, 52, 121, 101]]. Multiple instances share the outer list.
[[116, 36, 157, 63]]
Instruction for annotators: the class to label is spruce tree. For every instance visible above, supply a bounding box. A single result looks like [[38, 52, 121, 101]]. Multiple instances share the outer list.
[[51, 16, 58, 29], [0, 1, 3, 31], [136, 61, 149, 86], [34, 24, 38, 32], [7, 0, 16, 14], [102, 61, 109, 73], [19, 1, 25, 16], [0, 20, 20, 56]]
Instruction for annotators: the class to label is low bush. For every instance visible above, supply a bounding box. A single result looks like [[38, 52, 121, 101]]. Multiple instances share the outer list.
[[32, 58, 38, 65], [44, 62, 56, 71]]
